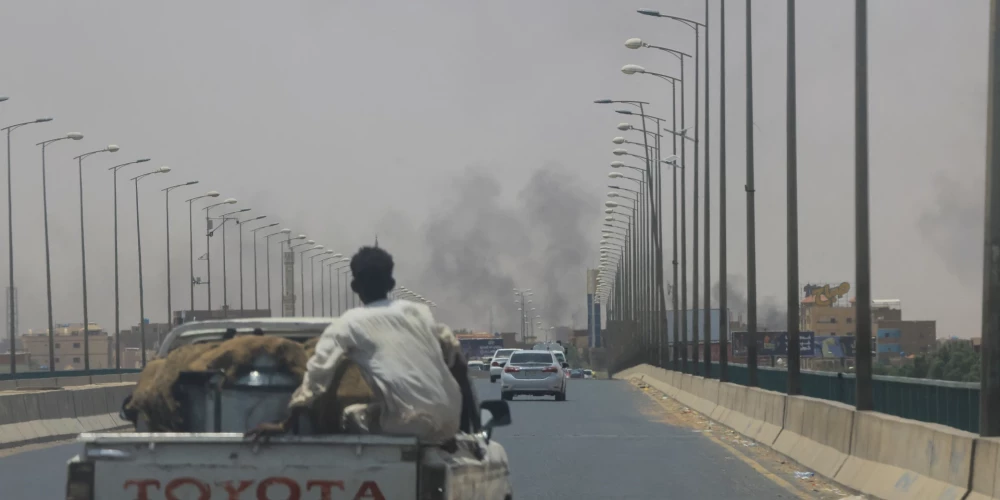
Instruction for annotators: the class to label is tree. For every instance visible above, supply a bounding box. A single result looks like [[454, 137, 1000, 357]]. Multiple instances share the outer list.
[[876, 342, 979, 382]]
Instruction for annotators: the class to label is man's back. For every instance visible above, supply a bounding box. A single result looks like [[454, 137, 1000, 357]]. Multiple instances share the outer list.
[[292, 299, 463, 442]]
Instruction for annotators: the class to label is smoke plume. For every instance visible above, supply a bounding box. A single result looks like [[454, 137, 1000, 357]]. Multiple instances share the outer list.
[[918, 177, 982, 287]]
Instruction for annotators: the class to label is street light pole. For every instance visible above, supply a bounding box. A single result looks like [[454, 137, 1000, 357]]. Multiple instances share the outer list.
[[132, 166, 171, 366], [265, 229, 291, 315], [745, 0, 760, 386], [250, 222, 278, 311], [300, 246, 325, 315], [218, 208, 251, 313], [719, 0, 729, 382], [236, 215, 265, 311], [204, 198, 237, 311], [3, 116, 53, 373], [109, 158, 149, 367], [73, 145, 119, 371], [186, 191, 220, 314], [37, 132, 84, 371], [980, 0, 1000, 437], [785, 0, 802, 395], [854, 0, 874, 411], [163, 181, 198, 327]]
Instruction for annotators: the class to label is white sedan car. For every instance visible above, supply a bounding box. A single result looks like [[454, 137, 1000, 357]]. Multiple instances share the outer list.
[[500, 350, 568, 401], [489, 348, 518, 383]]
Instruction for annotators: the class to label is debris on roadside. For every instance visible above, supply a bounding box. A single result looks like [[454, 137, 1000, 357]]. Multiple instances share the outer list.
[[794, 471, 816, 480]]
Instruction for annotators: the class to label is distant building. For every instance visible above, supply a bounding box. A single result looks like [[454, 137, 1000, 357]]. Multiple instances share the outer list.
[[20, 323, 110, 371]]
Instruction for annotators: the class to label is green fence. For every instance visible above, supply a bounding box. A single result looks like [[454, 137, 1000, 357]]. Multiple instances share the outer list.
[[675, 362, 980, 434]]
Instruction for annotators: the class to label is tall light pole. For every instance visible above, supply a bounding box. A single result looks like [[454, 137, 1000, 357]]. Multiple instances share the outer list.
[[251, 222, 278, 311], [311, 250, 337, 315], [218, 208, 250, 311], [237, 215, 265, 310], [981, 0, 1000, 437], [300, 245, 325, 315], [745, 0, 760, 386], [332, 260, 350, 315], [266, 229, 292, 315], [3, 116, 53, 373], [719, 0, 729, 382], [288, 239, 314, 316], [132, 166, 171, 366], [854, 0, 873, 411], [203, 198, 237, 310], [162, 181, 198, 327], [186, 191, 220, 313], [108, 158, 150, 367], [36, 132, 84, 371], [786, 0, 802, 395], [73, 144, 119, 371]]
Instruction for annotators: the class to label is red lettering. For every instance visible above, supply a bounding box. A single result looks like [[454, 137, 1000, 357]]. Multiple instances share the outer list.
[[257, 476, 301, 500], [165, 477, 211, 500], [306, 480, 346, 500], [217, 480, 254, 499], [353, 481, 385, 500], [124, 479, 161, 500]]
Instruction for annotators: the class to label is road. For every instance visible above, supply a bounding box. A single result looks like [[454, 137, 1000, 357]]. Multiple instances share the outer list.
[[0, 377, 819, 499]]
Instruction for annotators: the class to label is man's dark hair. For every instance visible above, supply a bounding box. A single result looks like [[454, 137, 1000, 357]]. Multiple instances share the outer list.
[[350, 246, 396, 302]]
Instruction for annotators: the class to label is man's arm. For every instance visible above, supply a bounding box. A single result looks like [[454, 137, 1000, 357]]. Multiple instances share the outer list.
[[432, 323, 481, 434]]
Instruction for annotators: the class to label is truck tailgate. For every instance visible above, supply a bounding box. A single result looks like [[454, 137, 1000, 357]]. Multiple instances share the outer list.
[[80, 433, 418, 500]]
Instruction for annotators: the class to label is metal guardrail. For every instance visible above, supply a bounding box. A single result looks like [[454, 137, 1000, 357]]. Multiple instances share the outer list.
[[682, 362, 980, 434], [0, 368, 142, 382]]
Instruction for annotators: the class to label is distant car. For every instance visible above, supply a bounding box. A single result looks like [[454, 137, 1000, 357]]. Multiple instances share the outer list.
[[500, 350, 568, 401], [569, 369, 585, 379], [468, 360, 486, 372], [583, 369, 594, 379], [489, 348, 518, 383]]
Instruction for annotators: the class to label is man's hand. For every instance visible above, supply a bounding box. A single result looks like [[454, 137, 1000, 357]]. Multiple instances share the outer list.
[[244, 421, 287, 443]]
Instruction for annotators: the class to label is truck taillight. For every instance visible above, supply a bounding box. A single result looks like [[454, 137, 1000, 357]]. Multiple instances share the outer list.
[[504, 366, 519, 373], [66, 461, 95, 500], [542, 366, 558, 373]]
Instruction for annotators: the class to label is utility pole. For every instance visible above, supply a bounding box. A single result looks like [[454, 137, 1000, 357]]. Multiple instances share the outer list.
[[745, 0, 759, 387], [718, 0, 729, 382], [854, 0, 874, 411], [980, 0, 1000, 437], [786, 0, 802, 395]]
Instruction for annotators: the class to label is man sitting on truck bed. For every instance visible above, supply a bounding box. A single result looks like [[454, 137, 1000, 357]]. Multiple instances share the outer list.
[[248, 246, 467, 442]]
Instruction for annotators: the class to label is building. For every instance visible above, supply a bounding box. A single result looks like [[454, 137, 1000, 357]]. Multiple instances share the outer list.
[[20, 323, 111, 371], [800, 282, 856, 337], [872, 300, 936, 361]]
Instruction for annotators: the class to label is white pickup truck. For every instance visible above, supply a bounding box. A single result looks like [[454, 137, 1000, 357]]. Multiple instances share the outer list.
[[65, 318, 515, 500]]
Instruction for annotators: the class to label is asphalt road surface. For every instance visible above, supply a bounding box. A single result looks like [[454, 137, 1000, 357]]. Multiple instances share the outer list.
[[0, 377, 804, 499]]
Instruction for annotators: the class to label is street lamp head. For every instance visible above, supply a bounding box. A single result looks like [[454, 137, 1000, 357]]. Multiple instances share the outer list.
[[607, 192, 619, 198], [612, 148, 628, 156], [35, 117, 53, 123], [617, 123, 631, 131], [637, 8, 661, 16], [604, 208, 614, 214], [609, 172, 624, 179], [611, 161, 625, 168], [0, 96, 7, 102], [136, 158, 151, 163], [67, 132, 84, 140], [604, 216, 614, 221], [306, 240, 315, 244], [224, 198, 238, 204], [251, 215, 265, 221], [605, 200, 619, 208], [206, 190, 220, 197], [156, 166, 170, 173], [625, 38, 645, 49], [280, 228, 291, 234], [106, 145, 120, 152], [184, 180, 198, 186], [237, 208, 250, 213], [312, 245, 324, 250], [612, 137, 625, 144], [331, 253, 343, 258], [621, 64, 646, 75], [662, 154, 680, 164], [593, 99, 614, 104]]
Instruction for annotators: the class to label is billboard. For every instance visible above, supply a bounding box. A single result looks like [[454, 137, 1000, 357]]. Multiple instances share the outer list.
[[731, 331, 817, 357], [666, 309, 725, 342], [814, 335, 855, 358], [459, 337, 504, 360]]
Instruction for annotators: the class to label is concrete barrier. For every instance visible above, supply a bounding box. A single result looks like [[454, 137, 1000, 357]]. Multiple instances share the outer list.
[[615, 364, 1000, 499], [0, 382, 135, 449], [970, 437, 1000, 500], [772, 396, 854, 479], [834, 411, 974, 500]]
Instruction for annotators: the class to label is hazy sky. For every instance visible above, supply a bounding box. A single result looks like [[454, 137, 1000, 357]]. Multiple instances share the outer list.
[[0, 0, 990, 337]]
